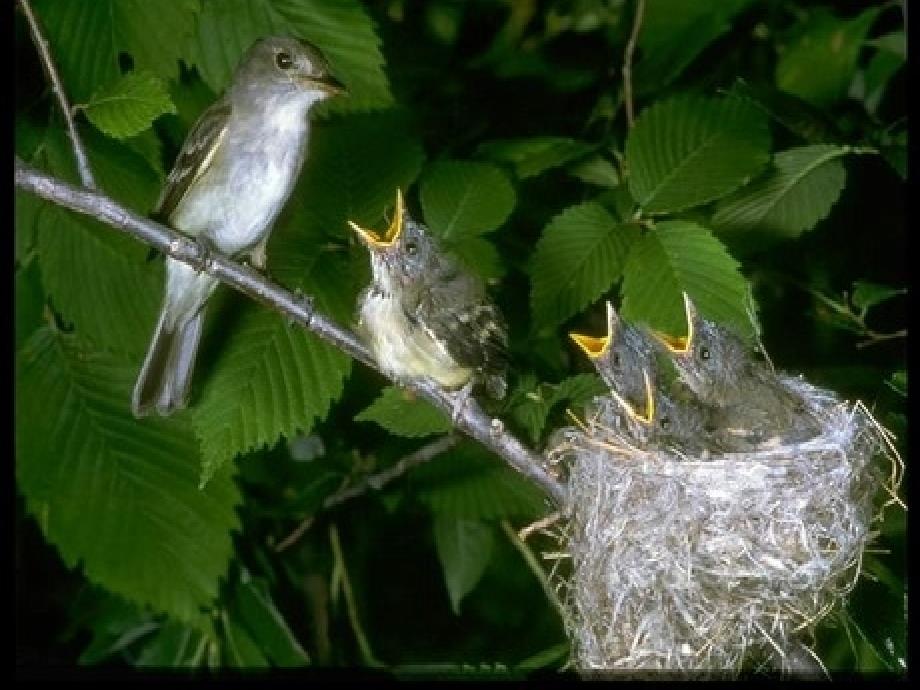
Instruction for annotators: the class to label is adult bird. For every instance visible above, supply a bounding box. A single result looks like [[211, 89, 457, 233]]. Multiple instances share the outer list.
[[132, 36, 345, 417]]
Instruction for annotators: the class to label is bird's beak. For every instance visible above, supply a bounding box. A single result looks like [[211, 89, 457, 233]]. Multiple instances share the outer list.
[[299, 74, 347, 95], [569, 301, 616, 359], [653, 292, 695, 355], [609, 369, 656, 426], [348, 189, 405, 251]]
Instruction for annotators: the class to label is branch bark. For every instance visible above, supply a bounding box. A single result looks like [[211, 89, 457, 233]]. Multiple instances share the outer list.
[[18, 0, 96, 189], [14, 158, 568, 508]]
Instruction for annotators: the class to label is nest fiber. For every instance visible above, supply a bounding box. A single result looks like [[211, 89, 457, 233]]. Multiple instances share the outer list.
[[548, 376, 900, 675]]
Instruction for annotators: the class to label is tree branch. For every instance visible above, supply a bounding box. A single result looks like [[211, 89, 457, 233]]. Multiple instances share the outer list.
[[18, 0, 96, 190], [275, 434, 460, 553], [622, 0, 646, 129], [14, 158, 568, 508]]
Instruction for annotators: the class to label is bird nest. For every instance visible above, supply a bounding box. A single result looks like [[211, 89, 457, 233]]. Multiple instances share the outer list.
[[545, 375, 903, 677]]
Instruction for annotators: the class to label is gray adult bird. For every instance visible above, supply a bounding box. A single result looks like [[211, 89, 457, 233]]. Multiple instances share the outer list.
[[654, 293, 822, 447], [350, 190, 508, 413], [132, 36, 345, 417]]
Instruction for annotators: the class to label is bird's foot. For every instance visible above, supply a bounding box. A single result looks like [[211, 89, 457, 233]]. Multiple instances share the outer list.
[[450, 381, 475, 425], [192, 237, 217, 274]]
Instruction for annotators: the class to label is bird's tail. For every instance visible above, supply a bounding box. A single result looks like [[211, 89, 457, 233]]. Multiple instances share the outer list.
[[131, 299, 205, 418]]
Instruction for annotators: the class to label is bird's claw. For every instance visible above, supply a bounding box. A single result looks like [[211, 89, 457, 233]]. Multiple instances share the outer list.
[[451, 381, 475, 425], [193, 237, 217, 273]]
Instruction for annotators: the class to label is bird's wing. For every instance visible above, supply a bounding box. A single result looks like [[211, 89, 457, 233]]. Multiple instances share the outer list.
[[153, 97, 232, 223], [414, 269, 509, 375]]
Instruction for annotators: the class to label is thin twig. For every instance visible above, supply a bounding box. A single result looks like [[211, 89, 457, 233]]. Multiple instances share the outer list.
[[622, 0, 646, 129], [14, 159, 568, 508], [328, 523, 384, 668], [501, 520, 567, 623], [275, 434, 460, 552], [18, 0, 96, 189]]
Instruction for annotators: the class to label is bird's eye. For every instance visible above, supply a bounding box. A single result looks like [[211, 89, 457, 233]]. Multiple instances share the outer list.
[[612, 352, 621, 367], [405, 242, 418, 256], [660, 416, 670, 430], [276, 52, 294, 70], [699, 347, 711, 361]]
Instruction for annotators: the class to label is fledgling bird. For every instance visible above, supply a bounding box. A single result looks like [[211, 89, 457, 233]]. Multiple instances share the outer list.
[[132, 36, 346, 417], [569, 302, 716, 453], [654, 293, 822, 447], [350, 190, 508, 415]]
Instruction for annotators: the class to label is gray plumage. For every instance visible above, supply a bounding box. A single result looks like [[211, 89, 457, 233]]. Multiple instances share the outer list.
[[658, 293, 822, 448], [133, 36, 344, 417], [352, 193, 508, 399]]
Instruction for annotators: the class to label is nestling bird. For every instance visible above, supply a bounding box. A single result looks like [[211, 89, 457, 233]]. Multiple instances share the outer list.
[[570, 302, 716, 453], [350, 190, 508, 415], [654, 292, 822, 447], [132, 36, 346, 417]]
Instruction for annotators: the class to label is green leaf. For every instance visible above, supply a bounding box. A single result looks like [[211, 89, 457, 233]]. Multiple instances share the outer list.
[[420, 161, 516, 240], [448, 236, 506, 282], [850, 281, 905, 313], [83, 71, 176, 139], [355, 386, 451, 438], [191, 302, 351, 487], [413, 443, 549, 520], [727, 78, 840, 144], [775, 7, 881, 107], [635, 0, 755, 93], [268, 110, 425, 320], [16, 328, 241, 621], [567, 154, 621, 188], [32, 0, 200, 103], [474, 137, 594, 179], [228, 572, 310, 666], [620, 220, 753, 338], [887, 370, 906, 397], [626, 95, 771, 214], [862, 37, 905, 114], [184, 0, 391, 112], [712, 145, 848, 238], [15, 259, 45, 352], [530, 202, 639, 330], [433, 516, 495, 615], [509, 374, 607, 444]]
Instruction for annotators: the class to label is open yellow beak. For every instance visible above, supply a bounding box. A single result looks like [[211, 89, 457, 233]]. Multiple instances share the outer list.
[[569, 301, 617, 359], [348, 189, 405, 250], [609, 368, 656, 426], [653, 292, 695, 355]]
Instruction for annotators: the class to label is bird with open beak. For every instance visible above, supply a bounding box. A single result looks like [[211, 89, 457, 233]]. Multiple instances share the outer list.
[[350, 190, 508, 418], [654, 292, 822, 448], [570, 301, 717, 454]]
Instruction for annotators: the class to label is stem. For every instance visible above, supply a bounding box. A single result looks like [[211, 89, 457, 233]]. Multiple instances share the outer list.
[[14, 159, 569, 508], [328, 524, 383, 668], [622, 0, 646, 129], [275, 434, 460, 553], [501, 520, 566, 622], [18, 0, 96, 189]]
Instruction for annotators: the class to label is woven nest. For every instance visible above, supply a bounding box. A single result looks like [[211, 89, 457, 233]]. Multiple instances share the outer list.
[[545, 375, 903, 677]]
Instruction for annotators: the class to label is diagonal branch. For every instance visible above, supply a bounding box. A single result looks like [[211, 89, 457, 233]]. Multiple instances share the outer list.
[[14, 157, 568, 508], [18, 0, 96, 189]]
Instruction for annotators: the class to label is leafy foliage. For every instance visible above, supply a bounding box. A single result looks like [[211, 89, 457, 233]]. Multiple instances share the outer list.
[[530, 202, 639, 330], [355, 386, 451, 438], [83, 71, 176, 139], [713, 145, 848, 238], [626, 95, 771, 214], [16, 328, 240, 622], [192, 302, 351, 487], [15, 0, 905, 676]]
